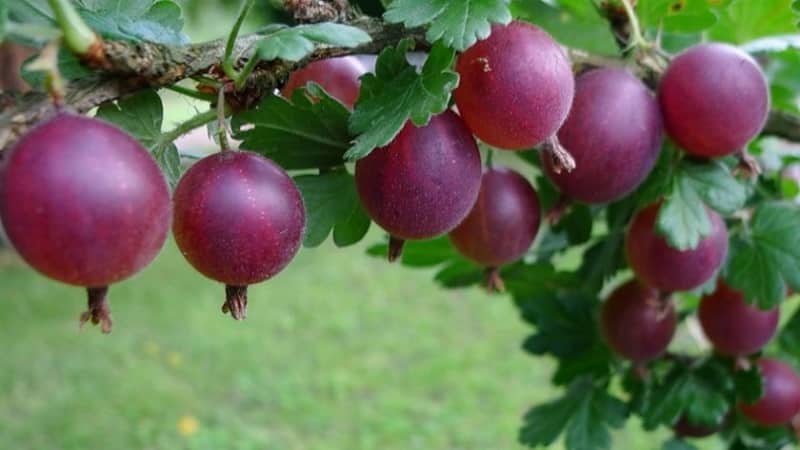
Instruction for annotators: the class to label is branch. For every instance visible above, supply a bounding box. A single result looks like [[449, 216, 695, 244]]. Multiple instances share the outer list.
[[0, 16, 422, 148], [765, 110, 800, 143]]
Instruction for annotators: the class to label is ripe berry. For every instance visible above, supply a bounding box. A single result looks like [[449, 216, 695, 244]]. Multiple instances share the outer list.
[[453, 21, 574, 151], [739, 358, 800, 427], [448, 166, 541, 291], [543, 68, 662, 204], [600, 280, 676, 362], [625, 202, 728, 292], [281, 56, 366, 108], [0, 113, 171, 333], [172, 151, 305, 319], [698, 280, 779, 357], [355, 111, 482, 261], [659, 43, 769, 158]]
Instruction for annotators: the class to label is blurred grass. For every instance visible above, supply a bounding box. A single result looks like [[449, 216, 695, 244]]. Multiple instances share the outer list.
[[0, 232, 554, 450]]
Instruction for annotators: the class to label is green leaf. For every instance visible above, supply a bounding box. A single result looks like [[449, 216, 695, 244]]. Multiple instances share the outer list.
[[94, 89, 182, 187], [510, 0, 619, 55], [577, 199, 635, 292], [233, 84, 352, 171], [663, 438, 699, 450], [0, 1, 8, 41], [21, 47, 95, 87], [294, 171, 370, 248], [346, 39, 459, 160], [78, 0, 187, 45], [522, 291, 598, 358], [657, 159, 748, 251], [256, 23, 371, 61], [727, 202, 800, 308], [520, 377, 626, 450], [733, 363, 764, 404], [638, 0, 732, 33], [707, 0, 797, 44], [384, 0, 511, 51]]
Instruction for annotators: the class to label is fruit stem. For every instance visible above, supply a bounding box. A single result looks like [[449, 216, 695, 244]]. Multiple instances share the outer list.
[[47, 0, 99, 56], [223, 285, 249, 320], [484, 267, 506, 293], [545, 194, 571, 225], [734, 149, 762, 181], [388, 236, 406, 263], [619, 0, 649, 50], [165, 85, 216, 102], [222, 0, 256, 85], [156, 109, 221, 149], [79, 286, 112, 334], [541, 136, 576, 174], [485, 148, 495, 168], [217, 88, 232, 152], [26, 40, 66, 107]]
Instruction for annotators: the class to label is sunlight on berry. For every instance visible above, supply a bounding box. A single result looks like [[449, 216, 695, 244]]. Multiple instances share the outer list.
[[177, 415, 199, 436]]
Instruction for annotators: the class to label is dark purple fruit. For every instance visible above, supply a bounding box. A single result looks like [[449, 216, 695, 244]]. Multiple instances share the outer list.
[[698, 280, 779, 357], [172, 150, 305, 319], [543, 68, 662, 204], [626, 202, 728, 292], [0, 113, 171, 333], [600, 280, 676, 362], [453, 21, 574, 150], [739, 358, 800, 427], [448, 166, 541, 291], [673, 415, 722, 438], [281, 56, 366, 108], [659, 43, 769, 158], [355, 111, 482, 261]]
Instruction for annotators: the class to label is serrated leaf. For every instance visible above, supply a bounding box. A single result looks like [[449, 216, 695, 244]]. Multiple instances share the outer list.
[[78, 0, 187, 45], [233, 84, 352, 170], [577, 199, 635, 292], [522, 291, 598, 358], [294, 171, 370, 248], [727, 202, 800, 308], [638, 0, 732, 33], [656, 158, 748, 251], [256, 22, 371, 61], [346, 39, 459, 160], [384, 0, 511, 51], [520, 377, 626, 450]]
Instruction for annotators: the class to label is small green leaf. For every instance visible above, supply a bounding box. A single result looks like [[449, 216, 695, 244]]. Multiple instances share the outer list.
[[522, 291, 598, 358], [346, 40, 459, 160], [520, 377, 626, 450], [384, 0, 511, 51], [638, 0, 732, 33], [233, 84, 352, 170], [727, 202, 800, 308], [79, 0, 188, 45], [733, 363, 765, 404], [256, 22, 371, 62], [657, 159, 748, 251], [294, 171, 370, 248]]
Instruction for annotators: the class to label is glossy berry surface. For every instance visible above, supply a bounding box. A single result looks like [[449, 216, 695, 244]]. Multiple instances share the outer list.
[[281, 56, 366, 108], [453, 21, 574, 150], [626, 202, 728, 292], [739, 358, 800, 426], [600, 280, 676, 361], [543, 68, 662, 204], [173, 151, 305, 286], [355, 111, 482, 241], [173, 151, 304, 319], [698, 280, 779, 356], [0, 113, 171, 287], [659, 43, 769, 158], [449, 166, 540, 267]]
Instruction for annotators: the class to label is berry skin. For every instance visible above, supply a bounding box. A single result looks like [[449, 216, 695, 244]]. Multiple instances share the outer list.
[[281, 56, 366, 108], [453, 20, 575, 150], [659, 43, 769, 158], [543, 68, 663, 204], [0, 113, 171, 333], [172, 151, 305, 319], [355, 111, 482, 261], [698, 280, 779, 357], [739, 358, 800, 427], [625, 202, 728, 292], [673, 415, 719, 438], [600, 280, 676, 362], [448, 166, 541, 290]]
